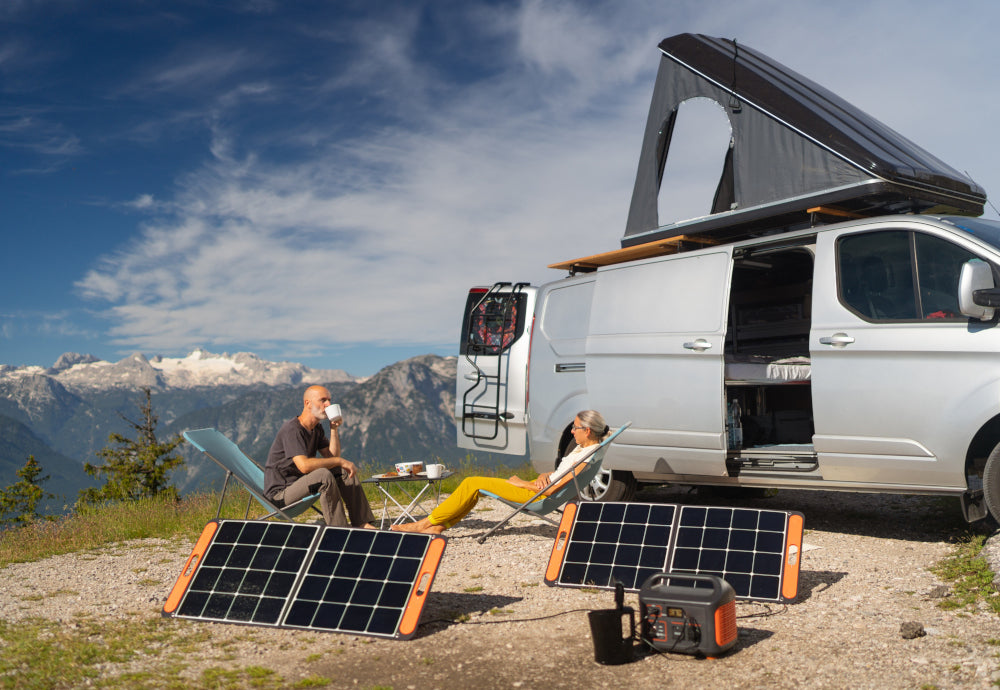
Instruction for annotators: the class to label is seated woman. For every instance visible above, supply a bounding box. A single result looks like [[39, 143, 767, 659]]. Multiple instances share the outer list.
[[393, 410, 610, 535]]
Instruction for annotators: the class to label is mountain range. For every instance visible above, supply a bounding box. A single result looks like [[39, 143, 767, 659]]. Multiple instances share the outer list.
[[0, 350, 505, 515]]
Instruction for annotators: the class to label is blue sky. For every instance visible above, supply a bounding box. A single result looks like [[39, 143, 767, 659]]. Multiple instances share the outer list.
[[2, 0, 999, 377]]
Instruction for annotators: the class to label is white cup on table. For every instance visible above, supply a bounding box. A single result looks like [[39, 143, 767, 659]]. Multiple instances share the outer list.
[[426, 463, 444, 479]]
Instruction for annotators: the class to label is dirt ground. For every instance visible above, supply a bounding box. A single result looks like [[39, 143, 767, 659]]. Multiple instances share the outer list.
[[2, 485, 998, 689], [301, 487, 1000, 690]]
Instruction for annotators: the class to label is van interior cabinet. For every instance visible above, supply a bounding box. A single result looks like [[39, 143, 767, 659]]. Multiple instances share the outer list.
[[725, 383, 813, 449]]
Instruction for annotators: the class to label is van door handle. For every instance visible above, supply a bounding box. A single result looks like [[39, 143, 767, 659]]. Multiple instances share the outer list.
[[464, 373, 481, 380], [819, 333, 855, 347], [683, 339, 712, 351]]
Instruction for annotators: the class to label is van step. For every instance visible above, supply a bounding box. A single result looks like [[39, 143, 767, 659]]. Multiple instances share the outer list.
[[726, 453, 818, 475]]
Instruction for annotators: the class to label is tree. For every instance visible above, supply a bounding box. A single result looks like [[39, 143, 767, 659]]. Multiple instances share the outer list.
[[78, 387, 185, 506], [0, 455, 56, 527]]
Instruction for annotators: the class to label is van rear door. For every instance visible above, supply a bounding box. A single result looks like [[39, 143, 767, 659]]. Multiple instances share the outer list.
[[455, 283, 535, 454]]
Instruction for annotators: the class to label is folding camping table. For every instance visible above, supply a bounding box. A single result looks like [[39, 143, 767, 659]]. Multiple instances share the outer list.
[[363, 471, 454, 528]]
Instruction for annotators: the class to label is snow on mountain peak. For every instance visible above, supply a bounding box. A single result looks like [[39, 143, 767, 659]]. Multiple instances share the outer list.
[[0, 350, 358, 391]]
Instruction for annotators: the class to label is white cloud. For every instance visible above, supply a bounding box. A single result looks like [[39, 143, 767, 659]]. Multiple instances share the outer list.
[[0, 310, 95, 340], [0, 110, 83, 161], [77, 0, 1000, 358], [124, 194, 156, 210], [141, 49, 259, 94]]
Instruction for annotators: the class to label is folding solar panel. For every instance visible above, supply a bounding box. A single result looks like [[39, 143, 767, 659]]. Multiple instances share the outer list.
[[163, 520, 446, 639], [544, 502, 803, 602]]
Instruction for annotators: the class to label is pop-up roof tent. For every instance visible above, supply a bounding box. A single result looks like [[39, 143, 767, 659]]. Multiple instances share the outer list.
[[623, 33, 987, 249]]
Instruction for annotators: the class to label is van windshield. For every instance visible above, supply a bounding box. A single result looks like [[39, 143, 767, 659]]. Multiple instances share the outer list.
[[942, 216, 1000, 250]]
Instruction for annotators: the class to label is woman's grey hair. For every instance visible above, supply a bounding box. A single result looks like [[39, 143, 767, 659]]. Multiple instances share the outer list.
[[577, 410, 610, 441]]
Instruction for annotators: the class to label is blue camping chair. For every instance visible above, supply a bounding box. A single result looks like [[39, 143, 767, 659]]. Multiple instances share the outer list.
[[476, 422, 632, 543], [183, 428, 322, 521]]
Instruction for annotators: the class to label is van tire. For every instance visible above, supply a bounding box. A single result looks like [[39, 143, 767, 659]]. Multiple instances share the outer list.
[[583, 470, 637, 502], [984, 445, 1000, 523]]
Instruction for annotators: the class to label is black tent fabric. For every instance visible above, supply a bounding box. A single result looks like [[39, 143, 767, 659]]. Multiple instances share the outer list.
[[623, 34, 986, 247]]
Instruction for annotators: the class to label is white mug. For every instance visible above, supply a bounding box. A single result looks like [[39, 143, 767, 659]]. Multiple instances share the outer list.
[[426, 463, 444, 479], [325, 404, 342, 424]]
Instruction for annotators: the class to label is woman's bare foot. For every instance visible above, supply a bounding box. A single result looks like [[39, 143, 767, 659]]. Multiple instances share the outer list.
[[391, 518, 445, 534], [361, 523, 378, 530]]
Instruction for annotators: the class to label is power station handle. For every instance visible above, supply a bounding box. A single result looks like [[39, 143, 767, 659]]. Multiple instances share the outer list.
[[644, 573, 723, 593]]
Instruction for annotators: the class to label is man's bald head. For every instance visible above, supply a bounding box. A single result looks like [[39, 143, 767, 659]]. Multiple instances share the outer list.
[[304, 385, 330, 406], [300, 385, 332, 426]]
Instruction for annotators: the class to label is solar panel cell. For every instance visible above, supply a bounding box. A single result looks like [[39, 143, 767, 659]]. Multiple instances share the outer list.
[[240, 569, 269, 595], [335, 553, 366, 577], [379, 582, 412, 608], [388, 558, 421, 582], [265, 572, 296, 597]]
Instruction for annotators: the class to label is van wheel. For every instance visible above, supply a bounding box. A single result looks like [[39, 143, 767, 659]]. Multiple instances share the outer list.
[[582, 470, 637, 502], [984, 445, 1000, 523]]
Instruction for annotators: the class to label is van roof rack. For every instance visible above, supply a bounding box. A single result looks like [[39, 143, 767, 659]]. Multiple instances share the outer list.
[[550, 204, 884, 273]]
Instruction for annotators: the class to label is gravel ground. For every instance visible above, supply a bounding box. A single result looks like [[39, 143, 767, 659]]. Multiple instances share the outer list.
[[1, 486, 999, 689]]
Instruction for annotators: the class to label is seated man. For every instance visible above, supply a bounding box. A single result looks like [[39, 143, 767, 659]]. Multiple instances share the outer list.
[[264, 385, 376, 529]]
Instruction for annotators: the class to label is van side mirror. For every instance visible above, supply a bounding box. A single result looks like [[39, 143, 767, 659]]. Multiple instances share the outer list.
[[959, 259, 997, 320]]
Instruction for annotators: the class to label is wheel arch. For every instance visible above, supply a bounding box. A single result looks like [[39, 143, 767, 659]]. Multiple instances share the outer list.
[[965, 413, 1000, 480]]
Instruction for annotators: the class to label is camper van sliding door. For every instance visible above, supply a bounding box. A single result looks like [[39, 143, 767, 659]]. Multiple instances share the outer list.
[[586, 250, 732, 476]]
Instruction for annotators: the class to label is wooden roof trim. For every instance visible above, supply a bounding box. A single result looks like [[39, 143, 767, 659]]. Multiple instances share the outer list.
[[548, 234, 720, 272], [807, 205, 867, 220]]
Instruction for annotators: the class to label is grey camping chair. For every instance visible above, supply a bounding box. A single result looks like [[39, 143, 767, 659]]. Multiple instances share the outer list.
[[183, 428, 322, 521], [476, 422, 632, 543]]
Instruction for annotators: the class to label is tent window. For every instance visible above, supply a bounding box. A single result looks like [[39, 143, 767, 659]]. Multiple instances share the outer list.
[[656, 97, 733, 227]]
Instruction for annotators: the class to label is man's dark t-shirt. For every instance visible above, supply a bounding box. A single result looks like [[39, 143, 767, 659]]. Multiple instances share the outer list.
[[264, 418, 329, 500]]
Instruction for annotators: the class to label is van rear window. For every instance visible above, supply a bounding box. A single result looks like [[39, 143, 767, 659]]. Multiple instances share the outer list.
[[460, 292, 527, 355]]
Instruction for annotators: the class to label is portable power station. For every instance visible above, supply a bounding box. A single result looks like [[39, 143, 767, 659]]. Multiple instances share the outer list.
[[639, 573, 737, 658]]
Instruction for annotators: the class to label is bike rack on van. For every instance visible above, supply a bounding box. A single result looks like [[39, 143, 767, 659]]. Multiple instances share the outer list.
[[461, 281, 529, 441]]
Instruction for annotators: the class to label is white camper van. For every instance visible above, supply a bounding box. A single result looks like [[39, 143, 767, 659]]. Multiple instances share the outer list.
[[456, 34, 1000, 524]]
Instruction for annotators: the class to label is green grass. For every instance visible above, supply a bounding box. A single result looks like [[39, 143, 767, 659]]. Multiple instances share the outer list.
[[0, 492, 235, 568], [0, 615, 290, 690], [0, 460, 535, 569], [931, 532, 1000, 616], [0, 460, 534, 688]]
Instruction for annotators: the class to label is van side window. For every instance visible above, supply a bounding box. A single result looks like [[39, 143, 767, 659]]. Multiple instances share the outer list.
[[459, 292, 527, 355], [837, 230, 976, 321]]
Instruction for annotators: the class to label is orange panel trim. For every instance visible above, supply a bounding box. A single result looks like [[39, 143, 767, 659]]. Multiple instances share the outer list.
[[398, 536, 446, 638], [163, 521, 219, 614], [544, 503, 577, 583], [781, 513, 804, 601]]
